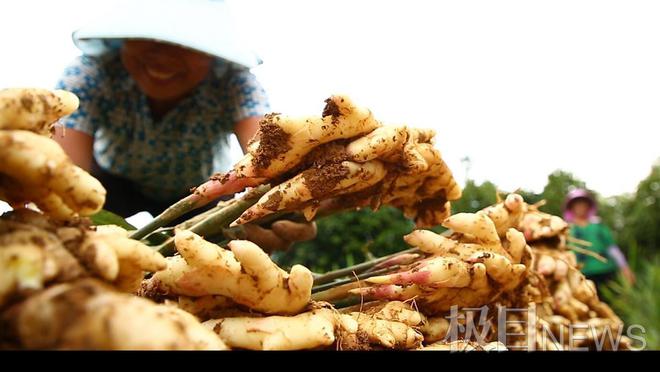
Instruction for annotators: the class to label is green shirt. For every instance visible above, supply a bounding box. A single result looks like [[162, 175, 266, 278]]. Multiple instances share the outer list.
[[569, 222, 619, 276]]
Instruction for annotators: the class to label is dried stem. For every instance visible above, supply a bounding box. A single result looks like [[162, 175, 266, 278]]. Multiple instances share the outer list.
[[566, 236, 592, 247], [567, 244, 607, 263]]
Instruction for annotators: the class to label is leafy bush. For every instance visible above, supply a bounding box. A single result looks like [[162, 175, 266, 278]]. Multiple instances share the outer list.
[[600, 246, 660, 350], [273, 206, 414, 273]]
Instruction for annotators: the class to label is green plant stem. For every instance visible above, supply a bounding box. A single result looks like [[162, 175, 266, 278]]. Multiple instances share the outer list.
[[130, 193, 206, 240], [311, 231, 452, 285], [312, 265, 401, 293], [311, 282, 362, 303], [154, 185, 271, 256], [312, 247, 419, 285], [175, 203, 226, 230], [310, 230, 452, 297]]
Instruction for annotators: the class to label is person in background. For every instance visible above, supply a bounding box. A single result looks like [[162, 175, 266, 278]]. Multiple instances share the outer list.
[[563, 189, 635, 291], [54, 0, 316, 252]]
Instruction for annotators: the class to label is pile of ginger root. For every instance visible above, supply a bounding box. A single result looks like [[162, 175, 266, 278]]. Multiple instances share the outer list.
[[361, 194, 633, 351], [516, 204, 631, 350], [0, 89, 462, 351], [183, 193, 630, 351], [0, 88, 225, 350], [170, 94, 462, 230], [139, 192, 625, 351], [0, 89, 630, 351], [0, 88, 106, 221]]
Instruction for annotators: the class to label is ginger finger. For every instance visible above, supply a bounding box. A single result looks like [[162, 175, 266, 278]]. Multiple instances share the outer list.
[[519, 210, 568, 242], [205, 308, 355, 350], [480, 193, 525, 238], [442, 212, 500, 246], [57, 227, 119, 281], [1, 218, 86, 283], [78, 228, 166, 292], [229, 240, 282, 290], [365, 256, 471, 287], [553, 259, 569, 280], [420, 316, 451, 344], [34, 193, 78, 221], [345, 125, 407, 162], [234, 160, 386, 225], [467, 251, 526, 286], [113, 261, 145, 293], [0, 130, 69, 184], [148, 231, 313, 314], [341, 312, 423, 350], [187, 173, 266, 208], [352, 211, 529, 315], [0, 130, 106, 219], [371, 301, 424, 326], [103, 236, 166, 274], [505, 228, 526, 263], [0, 243, 45, 307], [2, 279, 227, 350], [402, 128, 436, 173], [566, 268, 596, 302], [412, 144, 461, 199], [536, 254, 557, 276], [403, 229, 456, 255], [236, 95, 381, 179], [45, 165, 105, 216], [58, 225, 165, 290], [341, 300, 425, 327], [173, 228, 231, 268], [0, 88, 79, 135], [176, 295, 242, 321], [467, 262, 489, 290]]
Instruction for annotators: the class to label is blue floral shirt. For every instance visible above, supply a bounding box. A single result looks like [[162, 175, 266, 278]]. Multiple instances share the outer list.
[[56, 52, 270, 202]]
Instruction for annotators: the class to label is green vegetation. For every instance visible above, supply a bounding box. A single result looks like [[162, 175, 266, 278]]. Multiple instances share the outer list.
[[600, 246, 659, 349]]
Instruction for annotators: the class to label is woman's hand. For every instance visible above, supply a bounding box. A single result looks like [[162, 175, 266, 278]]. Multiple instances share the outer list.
[[233, 116, 261, 152], [241, 220, 318, 253], [53, 126, 94, 172], [621, 266, 636, 285]]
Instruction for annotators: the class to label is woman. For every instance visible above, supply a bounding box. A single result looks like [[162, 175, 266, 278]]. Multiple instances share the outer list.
[[54, 0, 315, 252], [563, 189, 635, 290]]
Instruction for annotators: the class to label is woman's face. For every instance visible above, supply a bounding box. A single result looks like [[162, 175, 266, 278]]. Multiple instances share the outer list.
[[121, 39, 213, 101], [570, 199, 592, 219]]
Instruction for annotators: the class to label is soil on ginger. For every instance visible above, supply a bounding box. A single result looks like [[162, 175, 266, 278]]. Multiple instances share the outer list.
[[302, 163, 350, 200], [252, 114, 291, 171]]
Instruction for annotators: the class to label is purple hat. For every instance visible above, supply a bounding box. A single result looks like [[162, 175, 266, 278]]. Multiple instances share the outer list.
[[563, 188, 598, 223]]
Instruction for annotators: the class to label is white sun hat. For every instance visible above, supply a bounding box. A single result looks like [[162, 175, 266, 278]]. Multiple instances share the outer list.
[[72, 0, 262, 68]]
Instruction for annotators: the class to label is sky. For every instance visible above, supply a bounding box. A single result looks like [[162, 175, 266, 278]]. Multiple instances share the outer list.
[[1, 0, 658, 198]]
